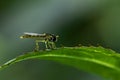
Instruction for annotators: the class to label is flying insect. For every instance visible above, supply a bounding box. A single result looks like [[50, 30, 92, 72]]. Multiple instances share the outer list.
[[20, 32, 59, 51]]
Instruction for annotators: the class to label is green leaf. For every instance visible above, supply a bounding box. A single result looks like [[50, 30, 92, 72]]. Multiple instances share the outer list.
[[0, 46, 120, 80]]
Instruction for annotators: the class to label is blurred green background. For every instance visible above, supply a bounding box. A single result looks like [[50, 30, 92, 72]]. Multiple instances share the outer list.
[[0, 0, 120, 80]]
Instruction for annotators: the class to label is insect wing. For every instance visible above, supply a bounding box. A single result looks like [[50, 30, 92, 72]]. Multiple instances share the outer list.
[[24, 32, 39, 36], [23, 32, 46, 39]]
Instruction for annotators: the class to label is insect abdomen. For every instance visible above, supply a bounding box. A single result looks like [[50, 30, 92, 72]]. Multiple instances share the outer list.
[[20, 35, 45, 39]]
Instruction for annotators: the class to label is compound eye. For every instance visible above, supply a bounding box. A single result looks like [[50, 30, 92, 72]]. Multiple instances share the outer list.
[[52, 36, 56, 42], [48, 34, 58, 42]]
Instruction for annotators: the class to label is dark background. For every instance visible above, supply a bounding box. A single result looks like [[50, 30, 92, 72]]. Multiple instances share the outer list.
[[0, 0, 120, 80]]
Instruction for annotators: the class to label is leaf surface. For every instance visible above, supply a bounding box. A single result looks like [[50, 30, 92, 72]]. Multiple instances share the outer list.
[[0, 46, 120, 80]]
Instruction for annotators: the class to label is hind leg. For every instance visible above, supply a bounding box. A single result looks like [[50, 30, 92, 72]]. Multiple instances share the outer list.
[[34, 40, 39, 51]]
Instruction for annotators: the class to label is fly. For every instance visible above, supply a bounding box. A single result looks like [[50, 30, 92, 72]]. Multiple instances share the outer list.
[[20, 32, 59, 51]]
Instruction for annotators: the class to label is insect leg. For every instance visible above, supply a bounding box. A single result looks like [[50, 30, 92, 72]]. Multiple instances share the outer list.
[[51, 42, 56, 49], [47, 42, 52, 49], [45, 41, 49, 49], [47, 42, 56, 49], [35, 40, 39, 51]]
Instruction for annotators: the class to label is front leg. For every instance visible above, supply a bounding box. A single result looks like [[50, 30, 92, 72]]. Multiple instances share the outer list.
[[52, 42, 56, 49], [48, 42, 56, 49]]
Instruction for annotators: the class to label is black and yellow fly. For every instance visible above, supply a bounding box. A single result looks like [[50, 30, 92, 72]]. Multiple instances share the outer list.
[[20, 32, 59, 51]]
